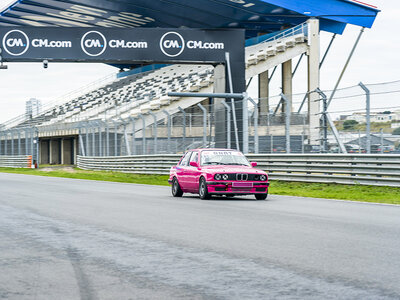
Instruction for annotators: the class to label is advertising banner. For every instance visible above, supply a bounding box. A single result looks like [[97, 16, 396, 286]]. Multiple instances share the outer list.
[[0, 27, 244, 64]]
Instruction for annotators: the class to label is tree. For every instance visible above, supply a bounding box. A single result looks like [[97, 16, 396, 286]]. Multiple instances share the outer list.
[[392, 127, 400, 135], [343, 120, 358, 130]]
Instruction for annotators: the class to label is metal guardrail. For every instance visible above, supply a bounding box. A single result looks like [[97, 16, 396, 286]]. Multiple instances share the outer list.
[[77, 154, 400, 187], [0, 155, 33, 168]]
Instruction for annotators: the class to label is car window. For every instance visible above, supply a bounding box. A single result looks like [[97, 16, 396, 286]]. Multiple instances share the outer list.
[[200, 150, 250, 166], [179, 151, 192, 166], [189, 152, 198, 164]]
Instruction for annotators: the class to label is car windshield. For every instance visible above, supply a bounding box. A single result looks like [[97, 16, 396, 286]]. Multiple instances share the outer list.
[[200, 150, 250, 166]]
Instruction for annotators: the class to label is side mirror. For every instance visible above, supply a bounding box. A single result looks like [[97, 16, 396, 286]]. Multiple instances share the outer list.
[[190, 161, 199, 167], [251, 162, 258, 167]]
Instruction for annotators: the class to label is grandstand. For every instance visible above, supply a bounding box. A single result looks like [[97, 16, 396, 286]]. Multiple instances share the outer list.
[[0, 0, 379, 164]]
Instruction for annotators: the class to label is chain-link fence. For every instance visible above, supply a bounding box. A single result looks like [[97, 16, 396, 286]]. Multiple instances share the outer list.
[[1, 80, 400, 162], [0, 127, 39, 165]]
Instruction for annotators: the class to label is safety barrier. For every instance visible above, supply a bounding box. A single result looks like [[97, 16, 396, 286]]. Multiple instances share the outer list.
[[0, 155, 33, 168], [77, 154, 400, 187]]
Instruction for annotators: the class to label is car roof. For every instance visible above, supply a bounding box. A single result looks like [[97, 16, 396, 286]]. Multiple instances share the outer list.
[[189, 148, 239, 152]]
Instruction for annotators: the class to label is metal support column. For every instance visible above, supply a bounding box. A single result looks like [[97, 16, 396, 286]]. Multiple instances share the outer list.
[[327, 28, 365, 108], [359, 82, 371, 154], [197, 103, 207, 148], [221, 101, 231, 149], [225, 52, 240, 151], [380, 129, 384, 154], [242, 94, 249, 154]]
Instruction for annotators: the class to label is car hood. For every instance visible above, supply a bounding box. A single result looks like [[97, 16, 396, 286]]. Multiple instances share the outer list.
[[201, 165, 266, 174]]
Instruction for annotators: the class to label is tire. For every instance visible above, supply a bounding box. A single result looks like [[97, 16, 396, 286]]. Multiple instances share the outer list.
[[199, 177, 211, 200], [255, 193, 268, 200], [172, 177, 183, 197]]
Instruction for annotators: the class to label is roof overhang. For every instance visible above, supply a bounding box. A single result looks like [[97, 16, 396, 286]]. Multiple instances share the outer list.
[[0, 0, 379, 37]]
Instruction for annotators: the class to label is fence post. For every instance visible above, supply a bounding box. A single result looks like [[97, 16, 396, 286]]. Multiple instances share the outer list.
[[10, 130, 14, 155], [25, 129, 29, 155], [359, 82, 371, 154], [91, 122, 96, 156], [106, 122, 110, 156], [85, 123, 90, 156], [78, 126, 86, 156], [120, 119, 131, 156], [315, 89, 328, 153], [97, 121, 102, 157], [129, 117, 136, 155], [178, 107, 186, 151], [162, 110, 171, 153], [197, 103, 207, 148], [280, 93, 291, 153], [139, 114, 146, 155], [17, 129, 21, 156], [112, 120, 118, 156], [149, 111, 158, 154], [4, 131, 8, 155], [248, 97, 258, 154], [30, 128, 34, 158], [380, 128, 384, 154]]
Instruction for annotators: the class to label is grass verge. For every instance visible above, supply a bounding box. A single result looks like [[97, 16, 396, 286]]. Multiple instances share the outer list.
[[0, 167, 399, 205]]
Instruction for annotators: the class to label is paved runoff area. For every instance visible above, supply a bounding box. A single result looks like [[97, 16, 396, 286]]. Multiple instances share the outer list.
[[0, 173, 399, 299]]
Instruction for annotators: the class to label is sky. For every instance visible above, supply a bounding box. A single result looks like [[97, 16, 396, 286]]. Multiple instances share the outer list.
[[0, 0, 398, 124]]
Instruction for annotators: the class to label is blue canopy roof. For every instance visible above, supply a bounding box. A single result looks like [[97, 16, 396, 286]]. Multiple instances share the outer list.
[[0, 0, 379, 37]]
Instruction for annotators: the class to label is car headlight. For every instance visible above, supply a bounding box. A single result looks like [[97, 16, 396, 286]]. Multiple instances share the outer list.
[[260, 174, 267, 181], [214, 174, 222, 180], [222, 174, 229, 180]]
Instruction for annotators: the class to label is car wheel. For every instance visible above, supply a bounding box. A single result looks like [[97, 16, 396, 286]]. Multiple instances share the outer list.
[[199, 177, 211, 200], [172, 177, 183, 197], [255, 193, 268, 200]]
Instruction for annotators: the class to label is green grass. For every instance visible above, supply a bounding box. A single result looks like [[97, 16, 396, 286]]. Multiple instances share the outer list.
[[0, 167, 399, 204], [0, 167, 170, 186], [269, 181, 400, 205]]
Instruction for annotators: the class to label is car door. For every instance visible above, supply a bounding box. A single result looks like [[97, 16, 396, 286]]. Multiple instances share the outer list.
[[187, 151, 201, 192], [176, 151, 191, 190]]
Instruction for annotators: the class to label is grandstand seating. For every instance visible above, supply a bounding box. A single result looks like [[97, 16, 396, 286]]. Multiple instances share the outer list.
[[9, 25, 308, 132]]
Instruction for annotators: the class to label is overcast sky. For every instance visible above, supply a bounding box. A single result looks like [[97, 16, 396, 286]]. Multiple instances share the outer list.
[[0, 0, 398, 124]]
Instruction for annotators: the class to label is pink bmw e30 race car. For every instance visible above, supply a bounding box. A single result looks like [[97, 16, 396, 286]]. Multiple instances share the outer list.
[[168, 149, 269, 200]]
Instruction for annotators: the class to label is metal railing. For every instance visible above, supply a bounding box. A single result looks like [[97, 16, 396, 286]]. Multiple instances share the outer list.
[[260, 22, 308, 45], [77, 154, 400, 187], [0, 155, 33, 168]]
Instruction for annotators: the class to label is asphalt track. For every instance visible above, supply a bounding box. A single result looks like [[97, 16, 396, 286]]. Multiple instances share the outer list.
[[0, 173, 399, 300]]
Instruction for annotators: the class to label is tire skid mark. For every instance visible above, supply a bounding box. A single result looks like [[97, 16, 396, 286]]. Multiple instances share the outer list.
[[0, 203, 397, 300]]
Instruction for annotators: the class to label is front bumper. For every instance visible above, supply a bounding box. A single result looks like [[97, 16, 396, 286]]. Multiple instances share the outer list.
[[206, 181, 269, 194]]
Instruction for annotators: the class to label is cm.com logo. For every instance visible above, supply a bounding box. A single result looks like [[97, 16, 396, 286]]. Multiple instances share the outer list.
[[2, 30, 29, 56], [160, 32, 185, 57], [81, 31, 107, 57]]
